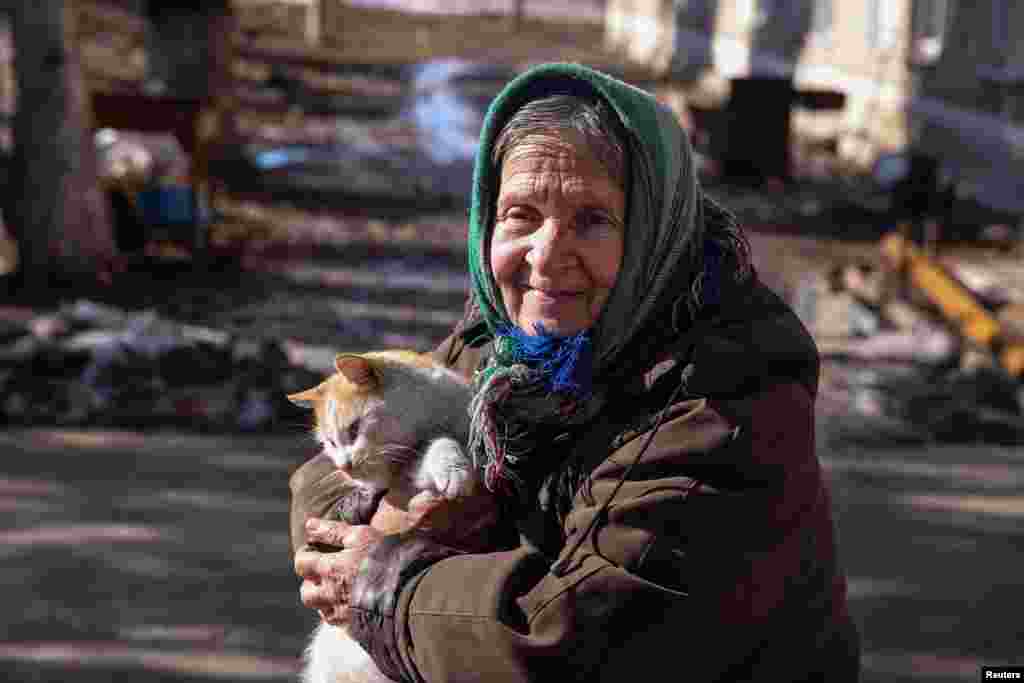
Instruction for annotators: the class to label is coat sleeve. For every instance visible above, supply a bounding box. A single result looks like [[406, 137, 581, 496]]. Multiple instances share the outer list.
[[288, 453, 366, 554], [345, 387, 855, 683]]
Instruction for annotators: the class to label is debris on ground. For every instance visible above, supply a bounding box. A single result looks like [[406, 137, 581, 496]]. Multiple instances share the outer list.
[[0, 300, 324, 433], [807, 233, 1024, 448]]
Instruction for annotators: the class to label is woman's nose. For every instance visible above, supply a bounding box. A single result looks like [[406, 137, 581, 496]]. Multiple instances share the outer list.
[[525, 220, 574, 273]]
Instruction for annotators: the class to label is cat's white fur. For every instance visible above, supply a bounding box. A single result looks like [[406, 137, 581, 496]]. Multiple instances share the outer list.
[[289, 351, 478, 683], [303, 622, 392, 683]]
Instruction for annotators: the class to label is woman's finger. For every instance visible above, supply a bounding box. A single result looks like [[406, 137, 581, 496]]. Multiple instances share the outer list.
[[300, 579, 331, 610], [319, 604, 350, 627], [294, 548, 322, 580], [300, 557, 352, 608], [407, 490, 447, 517], [342, 524, 382, 549], [304, 517, 351, 547]]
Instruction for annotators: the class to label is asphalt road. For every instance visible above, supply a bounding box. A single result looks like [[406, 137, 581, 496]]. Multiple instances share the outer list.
[[0, 428, 315, 682], [824, 441, 1024, 682], [1, 424, 1021, 682]]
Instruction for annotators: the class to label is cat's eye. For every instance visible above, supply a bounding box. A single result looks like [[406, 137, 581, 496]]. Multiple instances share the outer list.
[[347, 419, 361, 443]]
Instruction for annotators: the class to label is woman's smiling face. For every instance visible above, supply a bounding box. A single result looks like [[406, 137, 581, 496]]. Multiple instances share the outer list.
[[490, 133, 625, 337]]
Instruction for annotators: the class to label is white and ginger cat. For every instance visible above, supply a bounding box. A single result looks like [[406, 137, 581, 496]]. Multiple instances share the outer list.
[[288, 350, 479, 683]]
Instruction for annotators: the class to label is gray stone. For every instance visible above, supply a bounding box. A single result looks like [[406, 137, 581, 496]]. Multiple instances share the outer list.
[[0, 317, 28, 346], [231, 337, 265, 366], [848, 300, 882, 337], [62, 300, 130, 328], [181, 324, 231, 348], [0, 334, 43, 364], [849, 326, 957, 366], [237, 389, 275, 432], [63, 329, 123, 353]]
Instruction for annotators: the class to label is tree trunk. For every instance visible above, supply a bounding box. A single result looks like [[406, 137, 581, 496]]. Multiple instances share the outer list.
[[5, 1, 114, 291], [62, 3, 116, 278]]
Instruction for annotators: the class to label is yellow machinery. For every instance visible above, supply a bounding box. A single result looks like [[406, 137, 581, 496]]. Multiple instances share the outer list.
[[881, 231, 1024, 377]]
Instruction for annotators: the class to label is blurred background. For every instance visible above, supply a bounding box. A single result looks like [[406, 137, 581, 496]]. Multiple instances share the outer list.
[[0, 1, 1022, 681]]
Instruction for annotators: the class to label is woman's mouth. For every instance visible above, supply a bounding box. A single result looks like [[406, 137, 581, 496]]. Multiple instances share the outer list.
[[527, 288, 583, 304], [513, 284, 594, 334]]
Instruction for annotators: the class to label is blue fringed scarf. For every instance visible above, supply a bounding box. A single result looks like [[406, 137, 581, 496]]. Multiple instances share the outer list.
[[468, 325, 599, 495], [495, 324, 594, 398]]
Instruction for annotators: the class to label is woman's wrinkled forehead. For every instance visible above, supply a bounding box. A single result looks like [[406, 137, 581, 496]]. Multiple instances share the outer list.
[[490, 93, 630, 192], [496, 132, 627, 218]]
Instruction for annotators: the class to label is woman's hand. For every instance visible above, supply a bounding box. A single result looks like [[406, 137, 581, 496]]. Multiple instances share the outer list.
[[295, 518, 383, 626], [402, 490, 502, 553], [295, 491, 503, 625]]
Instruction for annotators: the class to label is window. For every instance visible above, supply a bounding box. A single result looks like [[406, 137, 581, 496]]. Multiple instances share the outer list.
[[867, 0, 899, 50], [737, 0, 773, 29], [811, 0, 832, 35], [910, 0, 952, 63], [736, 0, 757, 28], [866, 0, 881, 48], [991, 0, 1010, 60]]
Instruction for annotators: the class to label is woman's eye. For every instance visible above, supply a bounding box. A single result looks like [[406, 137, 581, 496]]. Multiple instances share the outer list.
[[502, 209, 535, 226], [502, 203, 541, 222], [576, 210, 614, 235]]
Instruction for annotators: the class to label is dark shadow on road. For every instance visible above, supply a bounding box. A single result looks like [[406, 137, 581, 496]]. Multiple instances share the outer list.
[[824, 444, 1024, 681], [0, 429, 317, 682]]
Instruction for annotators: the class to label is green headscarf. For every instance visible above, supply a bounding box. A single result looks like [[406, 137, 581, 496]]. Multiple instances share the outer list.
[[465, 63, 749, 496]]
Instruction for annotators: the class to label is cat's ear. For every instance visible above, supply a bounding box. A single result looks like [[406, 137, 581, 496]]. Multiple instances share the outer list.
[[335, 354, 379, 388], [286, 386, 320, 409]]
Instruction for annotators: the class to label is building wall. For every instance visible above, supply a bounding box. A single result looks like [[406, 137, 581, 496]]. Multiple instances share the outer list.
[[794, 1, 913, 163], [605, 0, 1024, 211], [605, 0, 677, 71], [908, 1, 1024, 211], [650, 1, 914, 165]]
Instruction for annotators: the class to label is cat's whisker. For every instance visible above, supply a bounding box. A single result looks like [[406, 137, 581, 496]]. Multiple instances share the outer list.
[[377, 444, 418, 458], [375, 443, 419, 463]]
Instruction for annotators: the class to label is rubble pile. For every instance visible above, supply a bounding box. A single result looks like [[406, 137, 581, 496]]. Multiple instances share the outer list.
[[806, 250, 1024, 447], [0, 301, 324, 432]]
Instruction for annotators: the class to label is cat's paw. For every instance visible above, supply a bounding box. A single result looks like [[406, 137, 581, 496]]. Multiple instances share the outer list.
[[436, 464, 474, 500], [416, 437, 476, 499]]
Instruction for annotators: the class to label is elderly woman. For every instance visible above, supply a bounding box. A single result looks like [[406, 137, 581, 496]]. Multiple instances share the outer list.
[[291, 63, 860, 681]]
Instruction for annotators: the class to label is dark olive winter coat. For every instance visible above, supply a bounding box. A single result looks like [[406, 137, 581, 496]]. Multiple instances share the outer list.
[[289, 279, 860, 682]]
